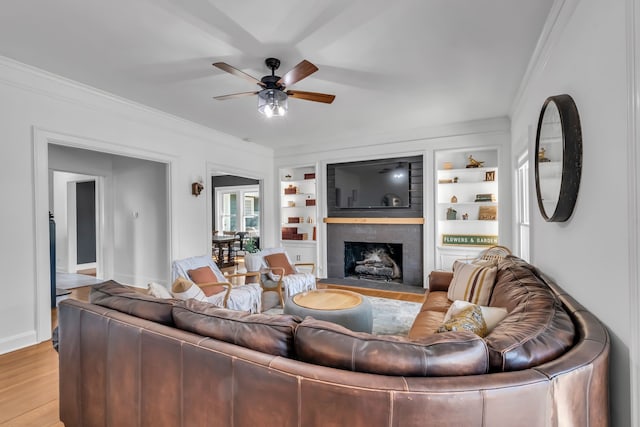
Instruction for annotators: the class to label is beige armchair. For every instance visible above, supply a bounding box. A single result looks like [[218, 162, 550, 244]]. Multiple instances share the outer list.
[[171, 255, 262, 313], [245, 247, 317, 308]]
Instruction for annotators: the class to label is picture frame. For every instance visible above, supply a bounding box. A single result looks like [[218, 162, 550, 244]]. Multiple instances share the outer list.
[[442, 234, 498, 246]]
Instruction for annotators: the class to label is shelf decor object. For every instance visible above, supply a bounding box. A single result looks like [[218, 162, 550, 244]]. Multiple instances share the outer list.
[[534, 94, 582, 222], [442, 234, 499, 246], [475, 193, 496, 202], [478, 206, 497, 221], [284, 185, 298, 195]]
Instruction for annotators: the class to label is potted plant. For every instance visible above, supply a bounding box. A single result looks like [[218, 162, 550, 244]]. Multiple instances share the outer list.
[[242, 237, 262, 272]]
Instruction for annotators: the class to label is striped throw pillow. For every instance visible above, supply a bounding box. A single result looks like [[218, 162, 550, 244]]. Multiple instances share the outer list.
[[447, 261, 497, 306]]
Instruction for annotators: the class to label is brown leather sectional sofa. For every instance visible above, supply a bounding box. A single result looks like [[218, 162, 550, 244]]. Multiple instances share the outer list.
[[58, 256, 609, 426]]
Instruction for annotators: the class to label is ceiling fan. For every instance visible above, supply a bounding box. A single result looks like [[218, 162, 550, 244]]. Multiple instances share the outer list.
[[212, 58, 335, 117]]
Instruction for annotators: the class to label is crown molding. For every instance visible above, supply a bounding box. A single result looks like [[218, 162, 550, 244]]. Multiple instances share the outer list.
[[274, 116, 510, 160], [510, 0, 581, 119], [0, 55, 272, 157]]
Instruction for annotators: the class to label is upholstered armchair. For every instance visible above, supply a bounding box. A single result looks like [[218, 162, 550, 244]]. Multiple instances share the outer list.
[[246, 247, 316, 308], [171, 255, 262, 313]]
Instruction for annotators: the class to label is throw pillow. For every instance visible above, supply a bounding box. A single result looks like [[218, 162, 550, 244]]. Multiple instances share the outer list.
[[264, 252, 296, 279], [444, 300, 508, 333], [437, 305, 488, 337], [187, 266, 219, 284], [171, 277, 207, 302], [147, 282, 173, 299], [201, 284, 227, 297], [447, 260, 497, 305]]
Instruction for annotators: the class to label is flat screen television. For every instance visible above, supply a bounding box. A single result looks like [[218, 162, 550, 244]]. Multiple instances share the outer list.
[[332, 159, 411, 208]]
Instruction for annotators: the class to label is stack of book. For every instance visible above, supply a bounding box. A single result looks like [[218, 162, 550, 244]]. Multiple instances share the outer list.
[[475, 193, 496, 202]]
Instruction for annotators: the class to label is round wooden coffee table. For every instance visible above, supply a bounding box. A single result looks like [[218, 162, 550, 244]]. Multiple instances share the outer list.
[[284, 289, 373, 332]]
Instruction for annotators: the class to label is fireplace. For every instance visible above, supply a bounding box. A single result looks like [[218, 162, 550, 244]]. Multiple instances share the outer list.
[[326, 222, 423, 287], [344, 242, 403, 282]]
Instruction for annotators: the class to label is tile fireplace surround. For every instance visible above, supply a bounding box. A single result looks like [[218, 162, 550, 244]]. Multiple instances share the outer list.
[[325, 221, 424, 287]]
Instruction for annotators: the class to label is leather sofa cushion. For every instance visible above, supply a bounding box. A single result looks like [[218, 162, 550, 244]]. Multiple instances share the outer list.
[[296, 318, 489, 376], [172, 299, 301, 357], [90, 280, 177, 326], [485, 257, 575, 371], [408, 310, 445, 340], [419, 290, 451, 313]]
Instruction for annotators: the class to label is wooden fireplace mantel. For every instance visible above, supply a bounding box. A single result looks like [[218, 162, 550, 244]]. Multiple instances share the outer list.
[[323, 217, 425, 225]]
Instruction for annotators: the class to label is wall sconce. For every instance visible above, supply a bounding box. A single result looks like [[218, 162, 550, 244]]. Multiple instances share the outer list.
[[192, 181, 204, 197]]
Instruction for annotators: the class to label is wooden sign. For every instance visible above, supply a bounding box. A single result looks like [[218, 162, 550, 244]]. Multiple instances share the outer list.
[[478, 206, 497, 220], [442, 234, 498, 246]]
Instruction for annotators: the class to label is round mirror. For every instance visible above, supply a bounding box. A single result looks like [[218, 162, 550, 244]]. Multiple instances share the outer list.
[[534, 94, 582, 222]]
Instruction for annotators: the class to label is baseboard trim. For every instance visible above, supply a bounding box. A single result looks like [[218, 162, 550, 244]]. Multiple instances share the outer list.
[[0, 331, 37, 356]]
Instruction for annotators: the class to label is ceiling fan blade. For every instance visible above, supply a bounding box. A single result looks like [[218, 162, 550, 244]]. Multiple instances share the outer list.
[[213, 91, 259, 101], [277, 60, 318, 87], [212, 62, 265, 87], [287, 90, 335, 104]]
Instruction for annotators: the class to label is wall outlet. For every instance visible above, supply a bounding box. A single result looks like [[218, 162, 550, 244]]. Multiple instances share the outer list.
[[296, 255, 301, 261]]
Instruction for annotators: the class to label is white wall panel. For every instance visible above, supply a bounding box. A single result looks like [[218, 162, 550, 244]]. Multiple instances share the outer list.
[[511, 0, 632, 424]]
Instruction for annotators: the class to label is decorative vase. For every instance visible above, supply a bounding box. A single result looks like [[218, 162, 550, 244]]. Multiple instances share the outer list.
[[243, 253, 262, 272]]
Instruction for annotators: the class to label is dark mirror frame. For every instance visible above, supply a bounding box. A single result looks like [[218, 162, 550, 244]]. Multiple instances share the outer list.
[[534, 94, 582, 222]]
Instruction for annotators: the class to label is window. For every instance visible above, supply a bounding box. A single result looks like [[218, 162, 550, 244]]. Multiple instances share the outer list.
[[516, 152, 530, 261], [216, 185, 260, 235]]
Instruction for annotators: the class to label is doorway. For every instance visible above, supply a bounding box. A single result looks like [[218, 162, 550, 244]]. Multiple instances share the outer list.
[[51, 171, 101, 277], [48, 144, 170, 287], [35, 129, 174, 343], [211, 174, 261, 252]]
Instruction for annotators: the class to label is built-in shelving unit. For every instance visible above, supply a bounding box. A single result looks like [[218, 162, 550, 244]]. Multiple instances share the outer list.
[[279, 166, 317, 264], [435, 149, 500, 270]]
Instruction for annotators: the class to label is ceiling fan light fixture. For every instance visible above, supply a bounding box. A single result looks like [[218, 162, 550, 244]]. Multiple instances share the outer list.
[[258, 89, 288, 117]]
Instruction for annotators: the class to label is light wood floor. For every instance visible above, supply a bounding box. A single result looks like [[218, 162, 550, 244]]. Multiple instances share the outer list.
[[0, 284, 422, 426]]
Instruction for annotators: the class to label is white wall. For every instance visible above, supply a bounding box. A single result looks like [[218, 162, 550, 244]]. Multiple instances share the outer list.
[[0, 56, 275, 354], [111, 156, 168, 285], [511, 0, 632, 424]]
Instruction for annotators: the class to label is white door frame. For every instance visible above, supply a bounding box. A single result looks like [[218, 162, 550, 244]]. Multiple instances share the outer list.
[[627, 0, 640, 423], [33, 127, 175, 342], [514, 150, 530, 262], [207, 162, 265, 258]]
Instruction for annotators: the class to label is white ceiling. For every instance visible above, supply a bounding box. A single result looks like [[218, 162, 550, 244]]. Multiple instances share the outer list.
[[0, 0, 553, 150]]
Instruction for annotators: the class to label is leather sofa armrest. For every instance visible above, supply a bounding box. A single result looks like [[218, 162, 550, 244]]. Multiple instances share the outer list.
[[429, 271, 453, 292]]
